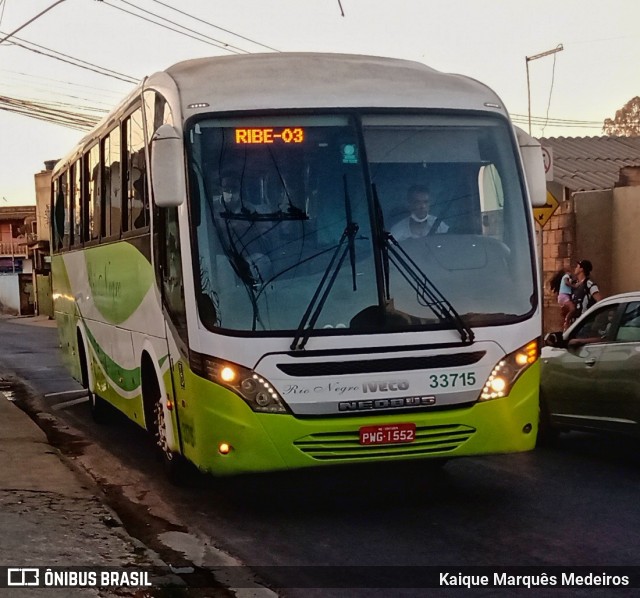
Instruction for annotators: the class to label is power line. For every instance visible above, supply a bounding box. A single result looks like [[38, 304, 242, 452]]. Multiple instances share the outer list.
[[0, 0, 7, 29], [511, 118, 604, 131], [0, 69, 125, 100], [541, 51, 560, 136], [511, 113, 604, 126], [0, 0, 66, 45], [1, 31, 138, 83], [101, 0, 247, 54], [147, 0, 280, 52], [0, 93, 101, 130]]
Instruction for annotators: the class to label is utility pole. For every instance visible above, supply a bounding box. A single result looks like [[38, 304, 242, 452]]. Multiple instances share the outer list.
[[526, 44, 563, 333], [526, 44, 563, 134]]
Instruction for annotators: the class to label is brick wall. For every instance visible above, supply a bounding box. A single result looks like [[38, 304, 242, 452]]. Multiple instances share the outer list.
[[541, 195, 575, 334]]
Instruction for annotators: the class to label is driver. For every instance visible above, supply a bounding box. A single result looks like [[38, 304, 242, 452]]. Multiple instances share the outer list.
[[390, 185, 449, 240]]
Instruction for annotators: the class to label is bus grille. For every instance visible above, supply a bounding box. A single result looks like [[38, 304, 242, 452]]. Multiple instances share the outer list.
[[293, 424, 475, 461], [278, 352, 486, 376]]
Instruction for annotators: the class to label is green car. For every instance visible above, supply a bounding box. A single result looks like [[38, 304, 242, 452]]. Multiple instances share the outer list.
[[540, 292, 640, 440]]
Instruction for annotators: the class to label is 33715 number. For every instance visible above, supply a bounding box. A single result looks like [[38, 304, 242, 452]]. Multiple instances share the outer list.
[[429, 372, 476, 389]]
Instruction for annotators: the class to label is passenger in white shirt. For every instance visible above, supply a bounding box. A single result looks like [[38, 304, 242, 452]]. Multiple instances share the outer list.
[[389, 185, 449, 241]]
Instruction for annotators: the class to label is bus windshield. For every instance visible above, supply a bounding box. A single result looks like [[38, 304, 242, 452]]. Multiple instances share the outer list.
[[187, 113, 535, 335]]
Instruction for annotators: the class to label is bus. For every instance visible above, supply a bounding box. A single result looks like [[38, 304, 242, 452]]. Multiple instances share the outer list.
[[51, 53, 547, 480]]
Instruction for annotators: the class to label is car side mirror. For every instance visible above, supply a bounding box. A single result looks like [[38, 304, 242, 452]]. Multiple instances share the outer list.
[[544, 331, 565, 348]]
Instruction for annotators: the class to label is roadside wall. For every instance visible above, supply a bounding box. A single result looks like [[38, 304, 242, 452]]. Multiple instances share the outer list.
[[35, 274, 52, 317], [541, 189, 613, 334], [611, 185, 640, 292], [541, 184, 640, 334], [0, 274, 20, 314], [574, 190, 613, 296]]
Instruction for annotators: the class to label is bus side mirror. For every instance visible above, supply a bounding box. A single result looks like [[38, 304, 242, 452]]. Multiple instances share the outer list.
[[151, 124, 185, 208], [515, 127, 547, 207]]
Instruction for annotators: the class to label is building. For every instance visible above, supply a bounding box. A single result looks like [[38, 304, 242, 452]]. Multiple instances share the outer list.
[[0, 205, 36, 314], [539, 136, 640, 332], [31, 160, 57, 317]]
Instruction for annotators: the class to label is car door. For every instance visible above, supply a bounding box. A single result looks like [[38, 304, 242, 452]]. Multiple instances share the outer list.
[[593, 301, 640, 434], [542, 303, 620, 429]]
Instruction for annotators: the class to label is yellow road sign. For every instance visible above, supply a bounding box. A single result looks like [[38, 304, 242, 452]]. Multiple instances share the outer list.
[[533, 191, 559, 228]]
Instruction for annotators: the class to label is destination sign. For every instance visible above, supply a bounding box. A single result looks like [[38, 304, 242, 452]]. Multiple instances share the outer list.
[[235, 127, 304, 144]]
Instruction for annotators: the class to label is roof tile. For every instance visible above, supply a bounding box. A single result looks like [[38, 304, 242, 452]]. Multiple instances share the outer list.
[[539, 136, 640, 191]]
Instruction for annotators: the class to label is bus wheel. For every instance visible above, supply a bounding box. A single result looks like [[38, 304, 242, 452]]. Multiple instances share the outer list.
[[89, 392, 112, 424], [78, 336, 111, 424], [152, 400, 192, 485]]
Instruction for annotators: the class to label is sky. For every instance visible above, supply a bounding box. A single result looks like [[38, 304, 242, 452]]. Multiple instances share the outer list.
[[1, 0, 638, 206]]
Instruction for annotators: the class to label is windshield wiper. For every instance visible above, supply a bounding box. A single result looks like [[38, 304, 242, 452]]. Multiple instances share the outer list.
[[372, 185, 474, 344], [290, 176, 359, 351]]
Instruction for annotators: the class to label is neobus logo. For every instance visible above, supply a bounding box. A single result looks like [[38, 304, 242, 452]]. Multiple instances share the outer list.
[[339, 396, 436, 412], [362, 380, 410, 393]]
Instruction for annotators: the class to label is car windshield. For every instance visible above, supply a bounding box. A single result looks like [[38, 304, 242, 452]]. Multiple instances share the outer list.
[[187, 113, 535, 334]]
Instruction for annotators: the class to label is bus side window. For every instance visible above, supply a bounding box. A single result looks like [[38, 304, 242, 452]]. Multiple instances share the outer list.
[[87, 143, 101, 240], [53, 176, 66, 251], [61, 171, 70, 249], [160, 207, 187, 339], [71, 159, 82, 246], [103, 127, 122, 238], [124, 107, 149, 231], [145, 90, 186, 338]]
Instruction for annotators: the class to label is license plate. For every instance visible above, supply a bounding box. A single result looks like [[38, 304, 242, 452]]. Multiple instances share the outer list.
[[359, 423, 416, 445]]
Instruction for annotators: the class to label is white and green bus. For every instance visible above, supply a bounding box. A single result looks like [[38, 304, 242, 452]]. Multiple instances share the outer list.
[[51, 53, 547, 479]]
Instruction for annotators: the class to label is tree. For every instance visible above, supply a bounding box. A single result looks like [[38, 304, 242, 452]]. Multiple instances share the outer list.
[[602, 96, 640, 136]]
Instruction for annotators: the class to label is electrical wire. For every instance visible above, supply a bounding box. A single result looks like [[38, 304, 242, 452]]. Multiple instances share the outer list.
[[0, 94, 102, 130], [147, 0, 279, 52], [0, 0, 7, 29], [540, 52, 559, 136], [0, 31, 139, 83], [0, 0, 66, 45], [511, 113, 604, 128], [101, 0, 246, 54], [0, 69, 124, 103]]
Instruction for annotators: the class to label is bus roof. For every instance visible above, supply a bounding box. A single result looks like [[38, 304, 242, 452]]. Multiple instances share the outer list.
[[155, 52, 506, 116], [53, 53, 509, 174]]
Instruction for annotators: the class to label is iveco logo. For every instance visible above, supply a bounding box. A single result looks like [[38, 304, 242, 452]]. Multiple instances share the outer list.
[[338, 396, 436, 412], [362, 380, 410, 393]]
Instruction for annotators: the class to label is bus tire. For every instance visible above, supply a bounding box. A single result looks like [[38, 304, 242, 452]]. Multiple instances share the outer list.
[[152, 399, 192, 486], [78, 333, 111, 424], [142, 358, 192, 485]]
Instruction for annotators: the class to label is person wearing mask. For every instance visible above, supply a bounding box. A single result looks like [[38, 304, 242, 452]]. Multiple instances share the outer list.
[[390, 185, 448, 241]]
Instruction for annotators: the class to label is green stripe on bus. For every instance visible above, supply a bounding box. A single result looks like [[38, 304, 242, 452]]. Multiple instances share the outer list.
[[84, 324, 141, 394]]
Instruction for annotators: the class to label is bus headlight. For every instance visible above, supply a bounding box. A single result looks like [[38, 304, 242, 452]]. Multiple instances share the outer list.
[[479, 340, 539, 401], [190, 353, 289, 414]]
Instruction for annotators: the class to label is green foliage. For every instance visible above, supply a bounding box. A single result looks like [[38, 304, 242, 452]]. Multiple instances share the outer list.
[[602, 96, 640, 136]]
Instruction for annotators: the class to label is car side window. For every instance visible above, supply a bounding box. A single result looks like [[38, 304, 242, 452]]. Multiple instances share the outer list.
[[571, 304, 619, 344], [615, 301, 640, 342]]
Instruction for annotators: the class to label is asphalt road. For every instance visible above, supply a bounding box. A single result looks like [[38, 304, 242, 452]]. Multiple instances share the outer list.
[[1, 318, 639, 597]]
